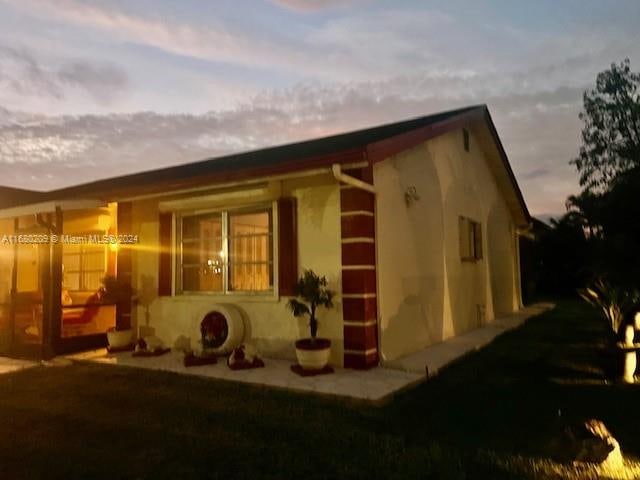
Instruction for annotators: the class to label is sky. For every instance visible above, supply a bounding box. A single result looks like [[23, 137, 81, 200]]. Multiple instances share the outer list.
[[0, 0, 639, 218]]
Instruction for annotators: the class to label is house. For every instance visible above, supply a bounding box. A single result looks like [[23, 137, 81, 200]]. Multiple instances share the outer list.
[[0, 105, 530, 368]]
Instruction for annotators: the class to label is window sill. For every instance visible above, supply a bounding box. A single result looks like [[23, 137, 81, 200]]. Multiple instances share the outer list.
[[461, 257, 482, 263], [168, 291, 281, 303]]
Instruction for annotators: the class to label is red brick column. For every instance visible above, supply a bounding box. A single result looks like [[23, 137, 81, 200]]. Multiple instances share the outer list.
[[340, 165, 379, 369]]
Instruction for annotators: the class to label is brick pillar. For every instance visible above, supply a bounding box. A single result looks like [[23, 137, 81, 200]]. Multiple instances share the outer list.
[[340, 165, 379, 369]]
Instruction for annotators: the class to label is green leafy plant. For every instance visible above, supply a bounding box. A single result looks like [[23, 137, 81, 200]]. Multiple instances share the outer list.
[[579, 278, 640, 336], [101, 275, 134, 304], [101, 275, 136, 331], [571, 58, 640, 191], [287, 269, 335, 344]]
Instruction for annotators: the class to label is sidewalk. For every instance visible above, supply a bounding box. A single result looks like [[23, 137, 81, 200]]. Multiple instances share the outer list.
[[66, 349, 423, 403], [65, 303, 553, 402], [384, 303, 555, 376], [0, 356, 38, 375]]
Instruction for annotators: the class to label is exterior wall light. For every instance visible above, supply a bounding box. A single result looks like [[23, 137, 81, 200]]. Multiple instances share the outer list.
[[404, 186, 420, 206]]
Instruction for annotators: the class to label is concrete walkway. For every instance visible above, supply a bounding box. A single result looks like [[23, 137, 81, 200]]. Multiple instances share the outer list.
[[65, 303, 553, 402], [383, 303, 555, 376], [67, 349, 424, 403], [0, 356, 38, 375]]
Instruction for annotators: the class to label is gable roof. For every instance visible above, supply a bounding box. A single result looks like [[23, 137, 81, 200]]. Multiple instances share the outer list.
[[44, 105, 480, 198], [0, 105, 530, 225]]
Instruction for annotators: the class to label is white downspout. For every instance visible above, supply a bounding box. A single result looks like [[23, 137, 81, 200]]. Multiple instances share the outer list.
[[517, 222, 534, 240], [515, 223, 533, 309], [331, 163, 376, 193]]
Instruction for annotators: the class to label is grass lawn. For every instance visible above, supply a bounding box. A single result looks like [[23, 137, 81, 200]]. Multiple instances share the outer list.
[[1, 300, 640, 479]]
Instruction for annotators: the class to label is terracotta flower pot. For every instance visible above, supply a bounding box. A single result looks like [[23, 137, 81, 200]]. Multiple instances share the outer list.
[[295, 338, 331, 370]]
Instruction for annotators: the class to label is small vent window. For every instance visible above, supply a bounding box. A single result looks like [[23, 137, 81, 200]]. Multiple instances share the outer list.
[[459, 216, 483, 262]]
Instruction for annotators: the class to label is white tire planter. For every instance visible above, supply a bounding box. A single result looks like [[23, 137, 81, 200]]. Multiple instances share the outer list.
[[195, 304, 245, 355], [107, 329, 133, 348]]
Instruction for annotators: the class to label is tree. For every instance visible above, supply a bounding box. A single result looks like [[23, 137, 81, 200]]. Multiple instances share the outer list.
[[593, 166, 640, 289], [572, 59, 640, 191], [559, 167, 640, 292], [533, 213, 591, 298], [565, 189, 603, 239], [598, 166, 640, 241]]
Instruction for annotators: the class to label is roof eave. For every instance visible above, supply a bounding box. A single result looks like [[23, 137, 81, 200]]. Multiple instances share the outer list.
[[480, 108, 532, 226]]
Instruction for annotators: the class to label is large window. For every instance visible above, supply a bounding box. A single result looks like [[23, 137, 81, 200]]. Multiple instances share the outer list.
[[178, 207, 273, 294], [459, 216, 483, 262], [181, 213, 224, 292], [62, 241, 107, 292]]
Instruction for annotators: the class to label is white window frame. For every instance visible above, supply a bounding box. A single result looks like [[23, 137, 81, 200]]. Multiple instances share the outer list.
[[459, 216, 483, 263], [175, 201, 278, 298], [62, 230, 108, 292]]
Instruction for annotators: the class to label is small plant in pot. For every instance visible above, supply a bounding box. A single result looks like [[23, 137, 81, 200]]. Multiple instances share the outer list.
[[579, 278, 640, 382], [288, 269, 335, 371], [102, 275, 136, 349], [579, 278, 640, 341]]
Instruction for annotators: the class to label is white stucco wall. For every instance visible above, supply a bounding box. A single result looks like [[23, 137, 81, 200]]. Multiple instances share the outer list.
[[375, 129, 521, 361], [128, 174, 345, 366]]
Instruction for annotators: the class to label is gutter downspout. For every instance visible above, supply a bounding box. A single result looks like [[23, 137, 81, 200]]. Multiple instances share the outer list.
[[514, 222, 534, 309], [516, 222, 534, 240], [331, 164, 376, 194]]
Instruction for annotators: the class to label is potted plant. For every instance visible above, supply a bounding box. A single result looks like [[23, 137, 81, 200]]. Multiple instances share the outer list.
[[579, 278, 640, 382], [579, 278, 639, 340], [136, 274, 157, 338], [288, 269, 335, 370], [102, 275, 135, 349]]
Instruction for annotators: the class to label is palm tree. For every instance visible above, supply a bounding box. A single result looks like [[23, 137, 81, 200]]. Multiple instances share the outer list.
[[287, 269, 334, 344]]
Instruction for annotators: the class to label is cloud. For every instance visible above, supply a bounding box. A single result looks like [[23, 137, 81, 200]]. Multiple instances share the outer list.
[[9, 0, 319, 77], [6, 0, 639, 88], [0, 61, 590, 216], [271, 0, 356, 12], [0, 45, 129, 105], [2, 0, 638, 215], [521, 168, 551, 181], [0, 46, 62, 99], [1, 2, 460, 82], [57, 61, 128, 104], [0, 1, 577, 83]]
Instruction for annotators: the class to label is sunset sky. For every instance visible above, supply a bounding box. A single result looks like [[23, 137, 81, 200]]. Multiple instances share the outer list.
[[1, 0, 639, 218]]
